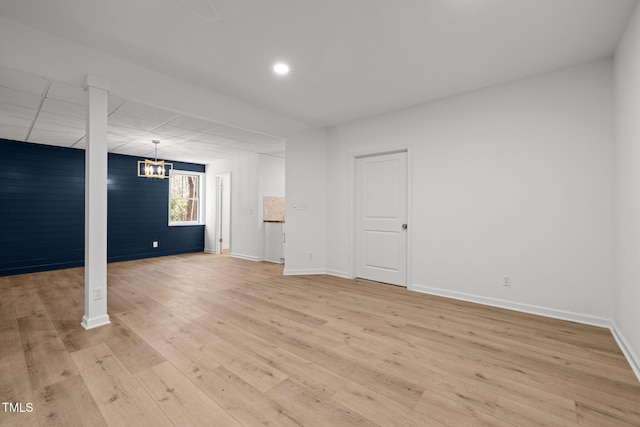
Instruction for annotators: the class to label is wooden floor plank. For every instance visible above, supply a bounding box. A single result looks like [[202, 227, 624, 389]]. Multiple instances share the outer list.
[[11, 285, 47, 319], [493, 395, 574, 427], [331, 381, 447, 427], [267, 378, 380, 427], [196, 311, 349, 398], [61, 315, 166, 375], [70, 343, 172, 427], [135, 361, 241, 426], [17, 314, 79, 390], [192, 366, 303, 427], [0, 289, 39, 427], [117, 309, 220, 380], [34, 375, 106, 426], [575, 401, 640, 427], [1, 253, 639, 426]]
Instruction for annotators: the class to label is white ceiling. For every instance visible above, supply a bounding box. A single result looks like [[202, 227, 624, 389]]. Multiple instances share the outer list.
[[0, 0, 637, 162], [0, 66, 285, 164]]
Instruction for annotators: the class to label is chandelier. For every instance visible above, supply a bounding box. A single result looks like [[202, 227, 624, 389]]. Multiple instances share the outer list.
[[137, 140, 173, 179]]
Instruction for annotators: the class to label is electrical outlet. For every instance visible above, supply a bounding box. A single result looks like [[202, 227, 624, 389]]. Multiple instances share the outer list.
[[153, 241, 158, 248], [94, 288, 104, 300], [503, 275, 511, 286]]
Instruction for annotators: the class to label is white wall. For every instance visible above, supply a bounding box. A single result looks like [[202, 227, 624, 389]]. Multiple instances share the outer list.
[[284, 129, 328, 274], [206, 156, 258, 260], [287, 59, 615, 323], [614, 2, 640, 377], [220, 173, 231, 251], [258, 154, 286, 222], [206, 153, 285, 261]]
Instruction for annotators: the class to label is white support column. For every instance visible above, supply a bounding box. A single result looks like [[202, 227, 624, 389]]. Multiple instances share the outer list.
[[82, 75, 111, 330]]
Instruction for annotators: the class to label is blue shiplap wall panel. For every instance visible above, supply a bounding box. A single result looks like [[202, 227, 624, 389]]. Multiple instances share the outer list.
[[107, 153, 205, 263], [0, 138, 205, 276]]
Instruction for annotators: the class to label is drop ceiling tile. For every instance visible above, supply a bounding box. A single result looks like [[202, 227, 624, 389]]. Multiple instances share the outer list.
[[0, 124, 29, 142], [73, 137, 124, 150], [153, 123, 202, 139], [208, 125, 265, 142], [139, 133, 184, 147], [28, 129, 84, 147], [156, 147, 185, 159], [0, 67, 48, 96], [0, 87, 42, 109], [220, 140, 265, 152], [74, 136, 86, 148], [0, 113, 33, 129], [198, 133, 236, 145], [109, 113, 162, 132], [0, 104, 37, 121], [108, 124, 148, 139], [41, 98, 86, 118], [166, 115, 222, 132], [47, 81, 87, 106], [33, 120, 84, 134], [188, 145, 234, 156], [111, 144, 154, 157], [37, 112, 86, 130], [107, 134, 133, 145], [108, 95, 125, 114], [243, 133, 285, 146], [115, 100, 178, 123]]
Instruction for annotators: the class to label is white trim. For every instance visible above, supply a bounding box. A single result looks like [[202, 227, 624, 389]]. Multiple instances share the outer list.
[[84, 80, 110, 330], [293, 268, 640, 381], [169, 170, 206, 226], [411, 283, 611, 328], [405, 145, 413, 287], [214, 172, 232, 254], [326, 269, 352, 279], [611, 322, 640, 382], [204, 248, 216, 255], [230, 253, 261, 262], [283, 268, 328, 276], [81, 314, 111, 330]]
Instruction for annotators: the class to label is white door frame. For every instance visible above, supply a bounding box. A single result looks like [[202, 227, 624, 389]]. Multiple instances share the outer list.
[[215, 172, 231, 254], [348, 146, 413, 289]]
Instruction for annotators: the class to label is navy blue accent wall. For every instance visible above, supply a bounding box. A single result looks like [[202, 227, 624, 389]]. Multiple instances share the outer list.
[[107, 153, 204, 263], [0, 139, 85, 275], [0, 138, 205, 276]]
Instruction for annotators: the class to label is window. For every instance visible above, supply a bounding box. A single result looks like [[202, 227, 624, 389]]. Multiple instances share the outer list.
[[169, 171, 204, 225]]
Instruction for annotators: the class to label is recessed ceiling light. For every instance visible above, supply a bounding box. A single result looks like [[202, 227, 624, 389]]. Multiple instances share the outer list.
[[273, 62, 290, 76]]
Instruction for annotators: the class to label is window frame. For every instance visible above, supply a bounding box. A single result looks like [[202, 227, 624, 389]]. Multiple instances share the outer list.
[[168, 170, 205, 226]]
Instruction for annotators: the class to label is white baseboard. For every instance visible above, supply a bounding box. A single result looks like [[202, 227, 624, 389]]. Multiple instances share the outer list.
[[204, 248, 216, 255], [283, 268, 328, 276], [229, 253, 261, 262], [326, 269, 352, 279], [410, 283, 611, 328], [81, 314, 111, 330], [610, 322, 640, 382]]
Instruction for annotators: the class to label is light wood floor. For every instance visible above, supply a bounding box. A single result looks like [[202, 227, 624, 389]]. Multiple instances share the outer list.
[[1, 254, 639, 426]]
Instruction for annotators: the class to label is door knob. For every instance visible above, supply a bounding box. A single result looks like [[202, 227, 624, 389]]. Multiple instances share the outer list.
[[402, 224, 408, 230]]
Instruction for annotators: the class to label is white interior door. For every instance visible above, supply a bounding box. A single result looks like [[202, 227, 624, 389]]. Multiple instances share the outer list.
[[356, 151, 408, 286]]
